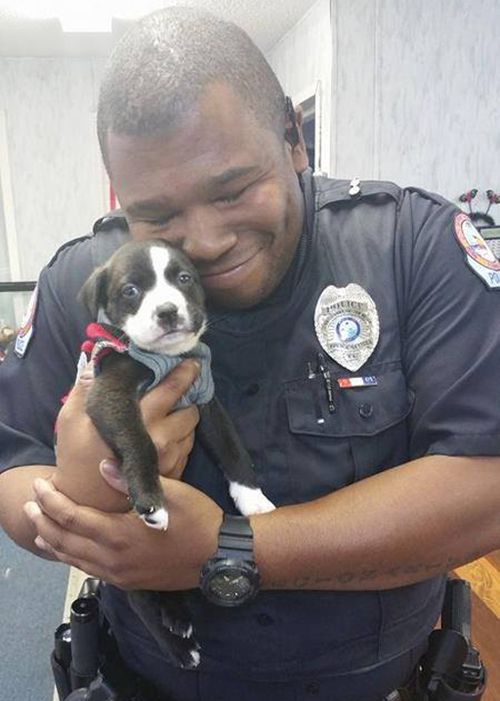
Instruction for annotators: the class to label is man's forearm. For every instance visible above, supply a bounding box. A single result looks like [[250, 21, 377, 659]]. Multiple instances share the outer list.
[[0, 459, 128, 556], [0, 465, 56, 556], [251, 455, 500, 591]]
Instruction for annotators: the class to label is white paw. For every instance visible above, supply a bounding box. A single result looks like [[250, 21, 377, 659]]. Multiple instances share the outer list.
[[189, 649, 201, 668], [139, 506, 169, 530], [229, 483, 276, 516], [182, 624, 193, 639], [169, 622, 193, 639]]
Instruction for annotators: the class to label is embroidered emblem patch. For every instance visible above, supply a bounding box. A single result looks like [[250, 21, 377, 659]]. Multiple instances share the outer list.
[[454, 212, 500, 289], [314, 284, 380, 372], [14, 284, 39, 358]]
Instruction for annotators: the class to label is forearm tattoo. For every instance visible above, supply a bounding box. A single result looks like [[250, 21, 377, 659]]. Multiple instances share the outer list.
[[266, 554, 468, 590]]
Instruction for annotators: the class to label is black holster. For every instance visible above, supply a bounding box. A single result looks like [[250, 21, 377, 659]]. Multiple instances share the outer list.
[[415, 578, 487, 701], [51, 578, 146, 701]]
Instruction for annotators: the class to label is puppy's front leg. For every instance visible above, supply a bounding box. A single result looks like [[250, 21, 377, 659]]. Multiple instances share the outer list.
[[85, 354, 169, 529], [198, 397, 275, 515]]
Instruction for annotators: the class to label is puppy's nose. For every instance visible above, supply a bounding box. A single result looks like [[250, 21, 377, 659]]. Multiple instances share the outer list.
[[155, 303, 178, 326]]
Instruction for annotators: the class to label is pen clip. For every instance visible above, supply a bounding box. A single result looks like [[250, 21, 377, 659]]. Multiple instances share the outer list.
[[316, 353, 336, 413]]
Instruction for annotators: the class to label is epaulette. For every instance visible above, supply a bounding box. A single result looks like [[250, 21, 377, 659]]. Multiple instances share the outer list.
[[47, 212, 129, 269], [90, 211, 131, 269], [92, 210, 129, 234], [315, 176, 403, 209], [404, 186, 454, 208]]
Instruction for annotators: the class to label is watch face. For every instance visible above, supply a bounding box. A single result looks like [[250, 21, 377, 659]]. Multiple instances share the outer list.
[[202, 561, 259, 607]]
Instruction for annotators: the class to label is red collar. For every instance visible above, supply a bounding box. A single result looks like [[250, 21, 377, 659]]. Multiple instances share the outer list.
[[81, 322, 129, 356]]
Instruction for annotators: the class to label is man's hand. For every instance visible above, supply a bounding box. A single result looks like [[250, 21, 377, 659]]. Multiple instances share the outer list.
[[24, 477, 222, 591], [52, 359, 201, 512]]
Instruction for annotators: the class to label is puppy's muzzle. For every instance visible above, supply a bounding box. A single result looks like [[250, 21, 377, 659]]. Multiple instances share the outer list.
[[156, 303, 179, 330]]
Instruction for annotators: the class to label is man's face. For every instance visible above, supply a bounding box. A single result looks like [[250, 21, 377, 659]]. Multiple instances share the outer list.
[[106, 83, 306, 309]]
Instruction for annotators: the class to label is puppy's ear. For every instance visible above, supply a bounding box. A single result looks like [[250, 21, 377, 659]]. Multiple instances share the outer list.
[[79, 266, 108, 318]]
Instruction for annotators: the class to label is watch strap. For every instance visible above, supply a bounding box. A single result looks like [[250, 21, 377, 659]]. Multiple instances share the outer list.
[[216, 514, 254, 560]]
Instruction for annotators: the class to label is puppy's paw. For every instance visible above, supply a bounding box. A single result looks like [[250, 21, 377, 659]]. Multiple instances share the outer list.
[[138, 505, 169, 530], [182, 647, 201, 669], [168, 619, 193, 639], [172, 639, 201, 669], [229, 483, 276, 516]]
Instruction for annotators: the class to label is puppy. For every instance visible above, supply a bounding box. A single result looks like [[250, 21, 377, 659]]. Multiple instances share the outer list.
[[79, 239, 274, 668]]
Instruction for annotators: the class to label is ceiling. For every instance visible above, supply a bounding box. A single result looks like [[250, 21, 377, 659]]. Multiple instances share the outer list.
[[0, 0, 319, 57]]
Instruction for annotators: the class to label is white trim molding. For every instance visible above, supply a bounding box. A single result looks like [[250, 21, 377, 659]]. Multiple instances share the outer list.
[[0, 109, 21, 280]]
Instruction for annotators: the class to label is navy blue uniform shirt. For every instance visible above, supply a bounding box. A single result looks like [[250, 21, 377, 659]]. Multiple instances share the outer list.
[[1, 171, 500, 700]]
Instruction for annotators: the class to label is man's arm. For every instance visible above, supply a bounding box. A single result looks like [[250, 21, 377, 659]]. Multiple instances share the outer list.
[[0, 465, 56, 556], [0, 368, 131, 556], [0, 361, 200, 561], [252, 454, 500, 590], [22, 452, 500, 592]]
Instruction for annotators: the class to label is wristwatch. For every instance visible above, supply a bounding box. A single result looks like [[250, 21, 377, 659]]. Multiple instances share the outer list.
[[200, 514, 260, 607]]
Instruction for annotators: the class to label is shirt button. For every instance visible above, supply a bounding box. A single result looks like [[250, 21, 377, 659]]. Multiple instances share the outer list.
[[359, 402, 374, 418], [256, 613, 274, 626], [305, 681, 320, 695], [245, 383, 260, 396]]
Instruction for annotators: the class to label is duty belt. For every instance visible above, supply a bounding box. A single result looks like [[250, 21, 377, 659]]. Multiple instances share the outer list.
[[52, 578, 486, 701]]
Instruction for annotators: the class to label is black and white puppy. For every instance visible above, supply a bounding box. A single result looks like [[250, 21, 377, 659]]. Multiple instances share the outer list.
[[79, 238, 274, 667]]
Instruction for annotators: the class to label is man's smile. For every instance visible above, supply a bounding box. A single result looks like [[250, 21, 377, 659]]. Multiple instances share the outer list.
[[200, 248, 265, 290], [107, 79, 306, 309]]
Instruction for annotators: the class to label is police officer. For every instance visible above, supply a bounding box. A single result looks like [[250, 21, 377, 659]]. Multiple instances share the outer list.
[[1, 8, 500, 701]]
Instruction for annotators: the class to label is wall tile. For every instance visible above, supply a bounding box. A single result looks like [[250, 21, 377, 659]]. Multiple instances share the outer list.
[[0, 58, 107, 280]]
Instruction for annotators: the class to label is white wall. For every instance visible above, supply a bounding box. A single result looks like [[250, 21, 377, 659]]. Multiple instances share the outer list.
[[269, 0, 500, 212], [1, 0, 499, 285], [0, 58, 108, 281], [332, 0, 500, 208], [267, 0, 332, 176]]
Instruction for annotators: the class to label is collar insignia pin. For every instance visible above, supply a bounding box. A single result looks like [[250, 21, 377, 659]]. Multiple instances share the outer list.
[[349, 178, 361, 197]]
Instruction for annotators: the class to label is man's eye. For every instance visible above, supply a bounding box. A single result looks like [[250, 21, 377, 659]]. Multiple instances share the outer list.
[[216, 188, 247, 205], [146, 216, 173, 227], [121, 283, 140, 298], [139, 212, 178, 228], [178, 272, 192, 285]]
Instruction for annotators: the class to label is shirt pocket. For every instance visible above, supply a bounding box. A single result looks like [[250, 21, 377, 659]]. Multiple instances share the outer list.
[[283, 365, 414, 502]]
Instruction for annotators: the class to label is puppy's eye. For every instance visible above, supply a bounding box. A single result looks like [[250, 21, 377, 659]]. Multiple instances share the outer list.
[[178, 272, 192, 285], [121, 283, 140, 299]]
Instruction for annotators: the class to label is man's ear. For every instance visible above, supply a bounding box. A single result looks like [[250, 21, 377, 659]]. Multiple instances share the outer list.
[[285, 103, 309, 174], [79, 266, 108, 319]]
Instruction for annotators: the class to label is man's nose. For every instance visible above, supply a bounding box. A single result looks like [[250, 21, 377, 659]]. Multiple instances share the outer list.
[[179, 208, 238, 263]]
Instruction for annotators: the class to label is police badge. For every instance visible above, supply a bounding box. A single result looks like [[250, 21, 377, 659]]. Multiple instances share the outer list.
[[314, 284, 380, 372]]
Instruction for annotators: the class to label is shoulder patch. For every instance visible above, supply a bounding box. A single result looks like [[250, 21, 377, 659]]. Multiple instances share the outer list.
[[14, 284, 39, 357], [453, 212, 500, 289]]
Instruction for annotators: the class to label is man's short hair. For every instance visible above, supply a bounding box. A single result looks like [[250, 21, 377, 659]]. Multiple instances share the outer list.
[[97, 6, 286, 171]]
